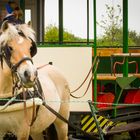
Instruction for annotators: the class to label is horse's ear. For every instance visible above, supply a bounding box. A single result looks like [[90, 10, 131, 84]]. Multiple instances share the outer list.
[[1, 20, 9, 32], [27, 21, 32, 27]]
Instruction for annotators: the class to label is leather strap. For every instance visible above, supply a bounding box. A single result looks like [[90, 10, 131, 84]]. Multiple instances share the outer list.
[[22, 87, 37, 126]]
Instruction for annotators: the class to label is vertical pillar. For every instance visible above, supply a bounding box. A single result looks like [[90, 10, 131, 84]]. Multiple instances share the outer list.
[[123, 0, 128, 77], [87, 0, 89, 45], [93, 0, 97, 108], [19, 0, 25, 22], [36, 0, 45, 43], [59, 0, 63, 44]]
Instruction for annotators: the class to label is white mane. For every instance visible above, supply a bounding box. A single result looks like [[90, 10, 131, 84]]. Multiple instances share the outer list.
[[0, 23, 36, 47]]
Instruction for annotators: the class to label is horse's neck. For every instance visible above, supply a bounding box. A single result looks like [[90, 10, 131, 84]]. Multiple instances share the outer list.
[[0, 62, 13, 97]]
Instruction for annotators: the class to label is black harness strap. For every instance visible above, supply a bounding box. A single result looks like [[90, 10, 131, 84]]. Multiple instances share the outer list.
[[42, 101, 98, 139], [0, 47, 3, 69], [11, 57, 33, 72], [0, 90, 41, 106]]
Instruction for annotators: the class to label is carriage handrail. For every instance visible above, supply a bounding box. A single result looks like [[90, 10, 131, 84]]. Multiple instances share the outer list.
[[111, 53, 140, 57]]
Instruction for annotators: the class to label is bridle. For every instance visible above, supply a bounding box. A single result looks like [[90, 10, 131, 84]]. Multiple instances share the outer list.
[[0, 46, 33, 71], [0, 33, 41, 126], [0, 41, 36, 89], [0, 33, 37, 69], [0, 30, 37, 85]]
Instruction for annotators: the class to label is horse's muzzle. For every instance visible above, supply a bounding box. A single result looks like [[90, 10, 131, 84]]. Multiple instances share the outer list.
[[21, 69, 37, 87], [17, 62, 38, 88]]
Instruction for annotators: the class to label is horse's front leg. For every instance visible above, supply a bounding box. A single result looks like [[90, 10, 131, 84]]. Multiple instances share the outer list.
[[16, 124, 30, 140], [30, 133, 44, 140], [0, 132, 5, 140], [16, 116, 31, 140], [17, 126, 30, 140], [54, 119, 68, 140]]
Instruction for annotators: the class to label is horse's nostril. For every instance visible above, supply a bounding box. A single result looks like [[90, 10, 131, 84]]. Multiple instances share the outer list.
[[24, 70, 31, 79]]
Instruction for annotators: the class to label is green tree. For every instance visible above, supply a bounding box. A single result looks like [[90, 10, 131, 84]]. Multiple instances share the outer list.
[[97, 4, 123, 46], [129, 30, 140, 46], [44, 24, 82, 42], [44, 25, 59, 42], [97, 4, 138, 46]]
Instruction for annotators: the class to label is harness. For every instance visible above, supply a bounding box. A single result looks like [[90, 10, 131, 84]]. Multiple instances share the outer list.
[[0, 89, 40, 106], [0, 29, 40, 126]]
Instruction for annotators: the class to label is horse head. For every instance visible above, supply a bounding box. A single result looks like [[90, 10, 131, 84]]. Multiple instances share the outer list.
[[0, 21, 37, 88]]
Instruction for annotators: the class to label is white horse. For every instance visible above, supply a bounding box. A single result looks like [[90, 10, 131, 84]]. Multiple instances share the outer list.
[[0, 21, 70, 140]]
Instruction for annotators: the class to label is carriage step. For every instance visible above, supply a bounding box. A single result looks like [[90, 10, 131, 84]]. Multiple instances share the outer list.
[[107, 121, 140, 135]]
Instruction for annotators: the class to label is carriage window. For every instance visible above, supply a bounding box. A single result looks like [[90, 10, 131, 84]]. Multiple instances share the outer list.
[[45, 0, 59, 42], [25, 9, 31, 24], [128, 0, 140, 46], [63, 0, 87, 41], [44, 0, 93, 44], [96, 0, 122, 47]]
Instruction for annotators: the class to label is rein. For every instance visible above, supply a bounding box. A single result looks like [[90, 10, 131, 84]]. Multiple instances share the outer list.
[[22, 87, 37, 126], [70, 56, 100, 99], [36, 58, 100, 99], [42, 98, 98, 139]]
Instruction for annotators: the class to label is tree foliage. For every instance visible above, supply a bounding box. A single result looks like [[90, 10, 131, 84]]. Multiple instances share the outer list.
[[129, 30, 140, 46], [44, 24, 82, 42], [97, 4, 122, 46], [97, 4, 140, 46], [44, 25, 59, 42]]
